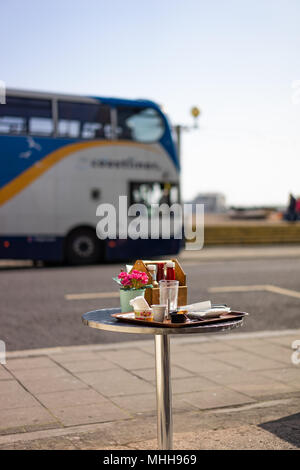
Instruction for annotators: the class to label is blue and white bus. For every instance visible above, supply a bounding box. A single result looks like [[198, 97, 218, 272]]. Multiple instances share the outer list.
[[0, 89, 181, 264]]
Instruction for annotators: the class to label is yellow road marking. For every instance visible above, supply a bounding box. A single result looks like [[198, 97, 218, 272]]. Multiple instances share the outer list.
[[65, 291, 119, 300], [209, 285, 269, 293], [266, 285, 300, 299], [209, 284, 300, 300], [67, 284, 300, 301]]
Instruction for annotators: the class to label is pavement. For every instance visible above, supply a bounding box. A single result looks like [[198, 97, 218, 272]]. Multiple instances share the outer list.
[[179, 244, 300, 261], [1, 328, 300, 450]]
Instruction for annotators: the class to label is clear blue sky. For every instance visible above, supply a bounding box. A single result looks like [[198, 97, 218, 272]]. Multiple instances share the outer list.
[[2, 0, 300, 206]]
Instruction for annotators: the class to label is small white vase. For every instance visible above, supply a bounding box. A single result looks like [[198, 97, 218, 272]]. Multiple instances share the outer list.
[[119, 288, 145, 313]]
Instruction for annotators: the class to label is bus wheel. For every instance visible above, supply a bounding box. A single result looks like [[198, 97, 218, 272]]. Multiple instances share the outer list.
[[66, 229, 101, 265]]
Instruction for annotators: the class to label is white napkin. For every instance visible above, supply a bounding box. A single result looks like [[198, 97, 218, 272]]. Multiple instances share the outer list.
[[129, 296, 150, 311], [183, 300, 231, 319], [182, 300, 212, 312]]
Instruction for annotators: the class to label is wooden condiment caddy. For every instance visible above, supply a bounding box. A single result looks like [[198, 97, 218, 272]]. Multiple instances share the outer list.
[[130, 259, 187, 307]]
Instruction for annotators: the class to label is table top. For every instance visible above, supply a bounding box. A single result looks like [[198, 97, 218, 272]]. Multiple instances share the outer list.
[[82, 308, 244, 335]]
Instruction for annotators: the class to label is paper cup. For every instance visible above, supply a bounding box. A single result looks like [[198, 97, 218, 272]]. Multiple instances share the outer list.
[[134, 309, 153, 322], [151, 305, 167, 322]]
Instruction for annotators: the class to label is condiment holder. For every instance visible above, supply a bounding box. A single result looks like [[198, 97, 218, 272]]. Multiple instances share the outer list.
[[129, 259, 187, 307]]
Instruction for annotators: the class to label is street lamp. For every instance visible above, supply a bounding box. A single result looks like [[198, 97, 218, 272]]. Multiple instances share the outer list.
[[174, 106, 201, 164], [190, 106, 201, 127]]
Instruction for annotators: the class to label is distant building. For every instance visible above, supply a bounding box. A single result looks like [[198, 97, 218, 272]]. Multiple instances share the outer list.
[[189, 192, 226, 213]]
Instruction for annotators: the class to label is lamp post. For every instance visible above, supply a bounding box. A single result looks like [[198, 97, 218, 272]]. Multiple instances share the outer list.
[[173, 107, 201, 206], [174, 106, 201, 165]]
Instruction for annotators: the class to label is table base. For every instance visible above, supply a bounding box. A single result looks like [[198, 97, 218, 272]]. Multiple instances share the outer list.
[[154, 335, 173, 450]]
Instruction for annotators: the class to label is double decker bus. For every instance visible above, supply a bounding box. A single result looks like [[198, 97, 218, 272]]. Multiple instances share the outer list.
[[0, 89, 181, 264]]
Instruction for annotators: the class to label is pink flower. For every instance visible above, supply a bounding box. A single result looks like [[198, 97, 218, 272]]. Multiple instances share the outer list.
[[118, 271, 127, 279], [116, 269, 148, 289]]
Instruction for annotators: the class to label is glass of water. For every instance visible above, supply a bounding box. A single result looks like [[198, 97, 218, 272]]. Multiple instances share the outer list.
[[159, 280, 179, 317]]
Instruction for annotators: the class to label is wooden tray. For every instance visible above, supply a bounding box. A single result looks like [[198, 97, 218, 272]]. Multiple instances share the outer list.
[[111, 311, 247, 328], [130, 259, 187, 307]]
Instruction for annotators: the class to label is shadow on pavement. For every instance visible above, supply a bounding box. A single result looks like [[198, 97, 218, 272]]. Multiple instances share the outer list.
[[260, 413, 300, 448]]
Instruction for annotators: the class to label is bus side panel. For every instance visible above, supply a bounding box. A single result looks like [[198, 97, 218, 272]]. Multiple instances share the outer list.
[[0, 135, 62, 260], [53, 141, 179, 237], [0, 236, 64, 260], [0, 137, 180, 261], [106, 238, 181, 261]]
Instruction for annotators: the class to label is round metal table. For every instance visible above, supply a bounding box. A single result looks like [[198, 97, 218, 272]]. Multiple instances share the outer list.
[[82, 307, 244, 450]]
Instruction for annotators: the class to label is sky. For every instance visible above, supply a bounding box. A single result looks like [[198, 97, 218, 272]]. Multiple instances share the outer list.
[[1, 0, 300, 207]]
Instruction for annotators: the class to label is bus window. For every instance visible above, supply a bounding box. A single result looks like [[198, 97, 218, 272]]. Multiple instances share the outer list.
[[0, 96, 53, 136], [0, 116, 25, 135], [130, 182, 179, 211], [29, 117, 54, 136], [57, 101, 111, 139], [58, 119, 80, 138], [117, 107, 165, 143]]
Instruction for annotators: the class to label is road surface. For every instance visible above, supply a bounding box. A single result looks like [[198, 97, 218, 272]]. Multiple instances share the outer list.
[[1, 253, 300, 350]]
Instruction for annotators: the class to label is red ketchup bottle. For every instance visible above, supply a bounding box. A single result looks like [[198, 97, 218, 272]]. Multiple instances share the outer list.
[[156, 263, 165, 282], [166, 261, 176, 280]]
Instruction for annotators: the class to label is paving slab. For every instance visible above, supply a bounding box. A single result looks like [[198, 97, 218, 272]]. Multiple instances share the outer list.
[[227, 340, 294, 364], [0, 381, 40, 410], [111, 393, 197, 415], [76, 368, 155, 397], [258, 367, 300, 389], [265, 334, 300, 348], [58, 358, 118, 373], [0, 406, 58, 433], [5, 357, 57, 371], [227, 379, 298, 398], [50, 402, 130, 426], [171, 352, 240, 374], [12, 365, 71, 381], [133, 365, 193, 383], [19, 375, 88, 395], [99, 349, 155, 370], [210, 350, 284, 371], [0, 436, 78, 450], [49, 351, 104, 363], [182, 387, 255, 410], [185, 341, 237, 354], [172, 376, 219, 394], [0, 366, 13, 380], [36, 388, 108, 409]]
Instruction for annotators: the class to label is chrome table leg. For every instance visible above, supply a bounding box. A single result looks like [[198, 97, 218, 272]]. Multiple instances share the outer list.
[[154, 334, 173, 450]]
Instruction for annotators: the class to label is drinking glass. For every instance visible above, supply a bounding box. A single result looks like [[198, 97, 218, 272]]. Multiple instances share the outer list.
[[159, 280, 179, 316]]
